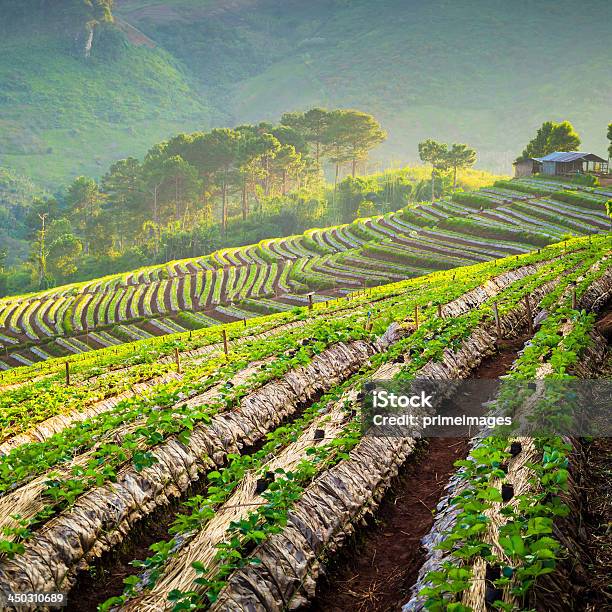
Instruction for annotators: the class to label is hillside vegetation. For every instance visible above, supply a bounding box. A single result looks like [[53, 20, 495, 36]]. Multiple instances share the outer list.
[[0, 175, 609, 370], [0, 103, 500, 296], [0, 0, 610, 190], [0, 0, 211, 187], [0, 168, 46, 266]]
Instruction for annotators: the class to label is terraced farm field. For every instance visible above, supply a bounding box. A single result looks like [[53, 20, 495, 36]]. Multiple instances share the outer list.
[[0, 233, 609, 612], [0, 177, 610, 370]]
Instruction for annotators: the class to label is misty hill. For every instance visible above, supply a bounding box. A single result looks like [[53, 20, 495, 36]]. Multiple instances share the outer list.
[[0, 0, 611, 189]]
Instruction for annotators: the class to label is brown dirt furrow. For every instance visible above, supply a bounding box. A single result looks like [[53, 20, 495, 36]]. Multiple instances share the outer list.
[[91, 292, 105, 327], [176, 276, 187, 311], [310, 340, 525, 612], [149, 283, 162, 316], [218, 267, 231, 303], [580, 437, 612, 611], [162, 278, 174, 313]]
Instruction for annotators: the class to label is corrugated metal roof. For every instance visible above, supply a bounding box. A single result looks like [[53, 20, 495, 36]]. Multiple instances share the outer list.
[[536, 151, 594, 162]]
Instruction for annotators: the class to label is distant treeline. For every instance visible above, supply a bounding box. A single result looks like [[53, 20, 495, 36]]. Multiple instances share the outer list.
[[0, 108, 391, 294], [0, 157, 498, 298]]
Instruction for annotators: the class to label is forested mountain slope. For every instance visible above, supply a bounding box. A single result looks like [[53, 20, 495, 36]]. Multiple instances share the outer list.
[[0, 0, 610, 189]]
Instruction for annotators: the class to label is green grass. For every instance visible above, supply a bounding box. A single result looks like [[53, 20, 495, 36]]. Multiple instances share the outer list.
[[0, 29, 211, 188]]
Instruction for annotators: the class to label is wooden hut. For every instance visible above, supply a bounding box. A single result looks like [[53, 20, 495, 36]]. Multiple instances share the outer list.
[[535, 151, 609, 176], [513, 158, 543, 178]]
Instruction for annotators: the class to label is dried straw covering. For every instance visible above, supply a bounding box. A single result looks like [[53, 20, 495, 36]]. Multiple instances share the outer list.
[[0, 328, 407, 600], [205, 279, 556, 612], [124, 364, 403, 611], [404, 266, 612, 612], [127, 260, 560, 610], [0, 321, 307, 453], [0, 358, 276, 547], [0, 257, 568, 606], [0, 341, 382, 592]]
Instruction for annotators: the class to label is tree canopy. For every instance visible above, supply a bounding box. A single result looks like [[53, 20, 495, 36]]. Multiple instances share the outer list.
[[446, 144, 477, 188], [5, 108, 387, 288], [418, 139, 478, 197], [282, 108, 386, 182], [418, 139, 449, 200], [517, 120, 581, 161]]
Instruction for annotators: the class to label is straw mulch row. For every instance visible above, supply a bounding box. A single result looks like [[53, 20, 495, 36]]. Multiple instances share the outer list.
[[403, 267, 611, 612], [206, 269, 569, 611], [0, 331, 401, 598], [0, 256, 567, 606], [123, 360, 403, 611]]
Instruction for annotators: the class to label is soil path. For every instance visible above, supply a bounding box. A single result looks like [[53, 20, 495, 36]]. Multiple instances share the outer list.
[[310, 338, 526, 612], [580, 437, 612, 611]]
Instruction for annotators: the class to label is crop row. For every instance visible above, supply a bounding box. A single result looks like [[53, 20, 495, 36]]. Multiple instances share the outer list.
[[0, 234, 606, 401], [407, 257, 611, 611], [102, 245, 602, 610], [0, 180, 608, 371], [0, 240, 605, 609]]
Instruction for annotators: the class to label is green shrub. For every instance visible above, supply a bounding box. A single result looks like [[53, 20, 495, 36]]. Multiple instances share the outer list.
[[494, 180, 546, 196], [531, 173, 599, 187], [302, 236, 329, 255], [347, 223, 375, 242], [363, 244, 457, 269], [110, 325, 132, 342], [400, 208, 431, 227], [62, 304, 74, 335], [176, 312, 204, 330], [439, 217, 551, 247], [256, 245, 276, 264], [566, 173, 598, 187]]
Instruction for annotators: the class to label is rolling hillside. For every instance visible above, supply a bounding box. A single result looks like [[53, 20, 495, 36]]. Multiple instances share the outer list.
[[1, 4, 611, 609], [0, 0, 212, 188], [0, 175, 609, 370], [1, 0, 611, 190], [0, 226, 609, 611]]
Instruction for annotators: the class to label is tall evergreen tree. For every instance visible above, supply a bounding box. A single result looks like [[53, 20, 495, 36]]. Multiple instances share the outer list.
[[65, 176, 104, 253], [281, 108, 330, 164], [446, 143, 477, 188], [418, 139, 450, 200], [324, 110, 386, 180]]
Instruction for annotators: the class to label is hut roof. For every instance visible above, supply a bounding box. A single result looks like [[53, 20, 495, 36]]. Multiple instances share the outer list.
[[535, 151, 607, 163], [513, 157, 540, 165]]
